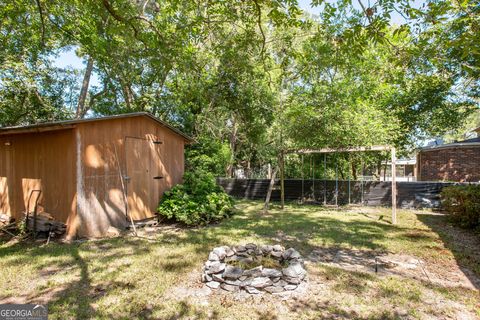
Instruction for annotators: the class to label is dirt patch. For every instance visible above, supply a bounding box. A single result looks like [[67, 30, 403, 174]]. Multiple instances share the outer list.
[[167, 260, 478, 320], [307, 247, 480, 291]]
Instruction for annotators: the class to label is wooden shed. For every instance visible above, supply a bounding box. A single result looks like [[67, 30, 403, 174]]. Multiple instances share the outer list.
[[0, 112, 193, 238]]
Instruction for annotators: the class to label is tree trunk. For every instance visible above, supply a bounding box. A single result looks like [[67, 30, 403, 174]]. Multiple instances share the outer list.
[[76, 56, 94, 119], [122, 84, 134, 110], [227, 117, 237, 178], [263, 167, 278, 214]]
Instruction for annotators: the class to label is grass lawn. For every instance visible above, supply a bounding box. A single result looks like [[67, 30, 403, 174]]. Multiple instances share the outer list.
[[1, 200, 479, 319]]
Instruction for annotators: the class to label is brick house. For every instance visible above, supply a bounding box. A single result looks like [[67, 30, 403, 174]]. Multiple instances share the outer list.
[[417, 128, 480, 182]]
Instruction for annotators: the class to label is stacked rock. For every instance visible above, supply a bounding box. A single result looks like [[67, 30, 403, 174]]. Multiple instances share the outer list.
[[202, 244, 307, 294]]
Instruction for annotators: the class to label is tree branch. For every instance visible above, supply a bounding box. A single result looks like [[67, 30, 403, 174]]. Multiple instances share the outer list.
[[102, 0, 126, 23], [142, 0, 150, 15], [357, 0, 373, 25], [35, 0, 46, 47], [253, 0, 266, 57], [32, 88, 49, 109]]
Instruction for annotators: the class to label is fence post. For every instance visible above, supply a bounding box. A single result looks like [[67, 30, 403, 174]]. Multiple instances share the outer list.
[[280, 151, 285, 209], [391, 147, 397, 224]]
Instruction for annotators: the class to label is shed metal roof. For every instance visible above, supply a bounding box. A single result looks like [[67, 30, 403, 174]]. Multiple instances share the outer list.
[[0, 112, 194, 142]]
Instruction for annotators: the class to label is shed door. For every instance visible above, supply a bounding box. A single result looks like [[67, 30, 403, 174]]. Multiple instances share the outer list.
[[125, 138, 164, 220]]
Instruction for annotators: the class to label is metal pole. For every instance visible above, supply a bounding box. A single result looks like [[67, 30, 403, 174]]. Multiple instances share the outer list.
[[335, 159, 339, 207], [391, 147, 397, 224], [280, 151, 285, 209], [383, 155, 387, 181], [301, 154, 304, 202], [361, 158, 364, 205], [312, 155, 315, 201], [324, 154, 327, 205], [348, 154, 351, 205]]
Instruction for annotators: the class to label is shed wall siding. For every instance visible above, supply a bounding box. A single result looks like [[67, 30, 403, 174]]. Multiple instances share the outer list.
[[72, 117, 185, 237], [417, 146, 480, 182], [0, 130, 76, 223], [0, 116, 186, 238]]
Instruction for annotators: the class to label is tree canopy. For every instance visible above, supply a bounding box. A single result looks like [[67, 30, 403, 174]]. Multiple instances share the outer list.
[[1, 0, 478, 175]]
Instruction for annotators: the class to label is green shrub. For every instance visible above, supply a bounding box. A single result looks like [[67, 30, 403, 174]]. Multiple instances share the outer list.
[[185, 137, 231, 176], [441, 185, 480, 229], [157, 170, 234, 225]]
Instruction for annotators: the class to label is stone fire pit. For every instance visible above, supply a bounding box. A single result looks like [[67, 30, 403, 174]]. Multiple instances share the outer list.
[[202, 244, 307, 294]]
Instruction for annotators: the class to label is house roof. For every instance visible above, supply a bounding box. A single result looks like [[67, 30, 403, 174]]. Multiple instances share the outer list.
[[459, 136, 480, 143], [419, 136, 480, 152], [0, 112, 194, 142]]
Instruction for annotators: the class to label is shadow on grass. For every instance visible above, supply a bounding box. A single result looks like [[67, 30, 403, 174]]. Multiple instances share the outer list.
[[287, 297, 410, 320], [162, 201, 411, 257], [416, 213, 480, 290], [1, 200, 478, 318], [0, 236, 198, 319]]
